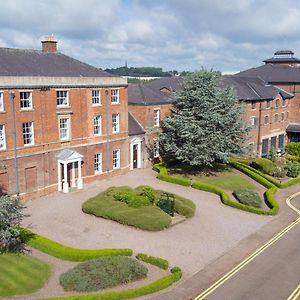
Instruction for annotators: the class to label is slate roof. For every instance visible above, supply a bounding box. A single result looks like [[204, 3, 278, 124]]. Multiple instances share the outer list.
[[0, 47, 111, 77], [237, 62, 300, 83], [128, 77, 183, 105], [263, 57, 300, 64], [221, 75, 293, 101], [128, 112, 145, 136]]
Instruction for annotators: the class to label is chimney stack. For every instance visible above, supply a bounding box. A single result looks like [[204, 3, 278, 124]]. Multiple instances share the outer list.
[[41, 35, 57, 53]]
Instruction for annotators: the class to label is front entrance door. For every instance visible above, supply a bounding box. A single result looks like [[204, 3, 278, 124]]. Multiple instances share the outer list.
[[133, 144, 138, 169]]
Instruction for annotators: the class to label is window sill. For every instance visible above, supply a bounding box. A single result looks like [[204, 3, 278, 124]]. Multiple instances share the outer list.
[[111, 102, 120, 105], [24, 143, 35, 147], [94, 134, 102, 137], [20, 108, 34, 112], [92, 104, 102, 107], [0, 110, 6, 114], [57, 105, 70, 109], [113, 167, 120, 170], [94, 171, 103, 175]]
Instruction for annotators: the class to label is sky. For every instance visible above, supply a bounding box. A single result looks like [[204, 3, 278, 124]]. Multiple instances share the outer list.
[[1, 0, 300, 73]]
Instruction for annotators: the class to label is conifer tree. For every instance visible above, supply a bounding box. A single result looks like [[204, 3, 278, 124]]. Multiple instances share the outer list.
[[160, 69, 249, 166]]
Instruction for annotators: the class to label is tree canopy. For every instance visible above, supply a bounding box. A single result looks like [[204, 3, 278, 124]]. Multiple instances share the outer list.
[[160, 69, 249, 166]]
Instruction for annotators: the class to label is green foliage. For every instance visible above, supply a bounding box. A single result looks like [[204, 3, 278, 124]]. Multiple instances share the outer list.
[[82, 187, 172, 231], [21, 228, 132, 261], [140, 186, 156, 204], [250, 158, 275, 175], [0, 253, 50, 297], [270, 166, 287, 178], [157, 193, 175, 216], [173, 197, 196, 218], [40, 269, 182, 300], [268, 146, 277, 162], [0, 195, 25, 252], [233, 189, 262, 208], [136, 253, 169, 270], [285, 160, 300, 178], [113, 191, 151, 208], [105, 66, 172, 77], [170, 266, 182, 274], [160, 69, 250, 166], [60, 257, 148, 292], [285, 142, 300, 156], [286, 154, 300, 163]]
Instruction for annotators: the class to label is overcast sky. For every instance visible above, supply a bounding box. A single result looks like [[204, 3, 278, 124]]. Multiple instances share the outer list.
[[1, 0, 300, 73]]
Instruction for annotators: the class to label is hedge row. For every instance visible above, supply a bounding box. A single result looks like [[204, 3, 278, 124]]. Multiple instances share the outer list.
[[154, 162, 279, 216], [21, 228, 132, 261], [40, 268, 182, 300], [229, 160, 300, 189], [136, 253, 169, 270]]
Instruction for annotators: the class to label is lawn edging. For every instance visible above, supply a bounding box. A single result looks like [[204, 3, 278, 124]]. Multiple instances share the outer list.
[[21, 228, 132, 261], [153, 162, 279, 216]]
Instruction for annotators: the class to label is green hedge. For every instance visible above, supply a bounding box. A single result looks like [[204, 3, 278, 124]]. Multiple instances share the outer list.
[[136, 253, 169, 270], [153, 162, 279, 216], [286, 154, 300, 163], [21, 229, 132, 261], [285, 142, 300, 156], [39, 269, 182, 300]]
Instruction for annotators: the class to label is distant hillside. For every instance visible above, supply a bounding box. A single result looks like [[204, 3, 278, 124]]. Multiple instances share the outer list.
[[104, 66, 172, 77]]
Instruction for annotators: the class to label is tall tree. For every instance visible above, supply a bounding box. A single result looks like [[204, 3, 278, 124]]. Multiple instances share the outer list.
[[0, 195, 25, 252], [160, 69, 249, 166]]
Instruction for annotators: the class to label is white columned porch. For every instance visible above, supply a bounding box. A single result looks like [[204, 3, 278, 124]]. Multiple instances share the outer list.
[[130, 137, 143, 170], [57, 149, 84, 193]]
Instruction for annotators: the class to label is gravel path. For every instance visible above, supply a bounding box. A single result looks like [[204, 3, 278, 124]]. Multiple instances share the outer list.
[[22, 168, 273, 280]]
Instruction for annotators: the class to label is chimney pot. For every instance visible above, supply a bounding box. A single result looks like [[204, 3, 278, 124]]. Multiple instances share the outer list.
[[41, 35, 57, 53]]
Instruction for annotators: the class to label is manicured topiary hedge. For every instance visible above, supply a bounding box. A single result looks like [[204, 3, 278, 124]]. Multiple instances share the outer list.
[[21, 228, 132, 261], [136, 253, 169, 270], [154, 162, 279, 216]]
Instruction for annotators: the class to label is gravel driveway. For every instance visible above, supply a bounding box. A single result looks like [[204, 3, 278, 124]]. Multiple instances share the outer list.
[[23, 168, 273, 278]]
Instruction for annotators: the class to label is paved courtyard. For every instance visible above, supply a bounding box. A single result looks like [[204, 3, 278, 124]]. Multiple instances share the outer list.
[[23, 168, 273, 278]]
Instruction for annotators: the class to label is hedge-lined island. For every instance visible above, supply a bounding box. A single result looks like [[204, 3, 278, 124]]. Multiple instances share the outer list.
[[82, 186, 196, 231]]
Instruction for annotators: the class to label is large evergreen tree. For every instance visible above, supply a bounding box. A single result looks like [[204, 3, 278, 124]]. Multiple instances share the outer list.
[[160, 69, 249, 166], [0, 195, 25, 252]]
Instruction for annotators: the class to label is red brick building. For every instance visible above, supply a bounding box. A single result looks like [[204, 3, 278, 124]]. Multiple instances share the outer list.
[[0, 36, 129, 200]]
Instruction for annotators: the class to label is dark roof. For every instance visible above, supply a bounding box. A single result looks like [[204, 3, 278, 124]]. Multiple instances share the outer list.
[[221, 75, 293, 101], [274, 50, 294, 55], [263, 57, 300, 64], [286, 123, 300, 133], [128, 77, 183, 105], [237, 63, 300, 83], [0, 47, 111, 77], [128, 112, 145, 136]]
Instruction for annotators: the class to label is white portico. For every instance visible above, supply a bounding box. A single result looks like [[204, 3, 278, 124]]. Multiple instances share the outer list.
[[130, 137, 143, 170], [57, 149, 83, 193]]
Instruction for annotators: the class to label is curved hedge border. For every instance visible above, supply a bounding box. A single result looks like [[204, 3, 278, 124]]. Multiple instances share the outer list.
[[153, 162, 279, 216], [229, 160, 300, 189], [136, 253, 169, 270], [40, 268, 182, 300], [21, 228, 132, 261]]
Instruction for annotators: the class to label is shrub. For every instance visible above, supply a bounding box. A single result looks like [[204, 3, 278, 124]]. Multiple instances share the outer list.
[[157, 193, 175, 216], [174, 197, 196, 218], [250, 158, 275, 175], [136, 253, 169, 270], [170, 266, 182, 273], [113, 192, 151, 208], [285, 161, 300, 178], [140, 186, 156, 204], [285, 142, 300, 156], [0, 195, 26, 253], [270, 166, 287, 178], [233, 189, 262, 208], [60, 257, 148, 292], [286, 154, 300, 163]]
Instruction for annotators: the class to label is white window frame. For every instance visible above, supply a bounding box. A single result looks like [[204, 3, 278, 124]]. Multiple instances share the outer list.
[[20, 91, 32, 110], [154, 109, 160, 127], [111, 89, 120, 104], [22, 122, 34, 146], [59, 117, 71, 141], [92, 90, 101, 106], [94, 153, 103, 174], [0, 124, 6, 150], [153, 141, 159, 158], [250, 116, 256, 126], [112, 113, 120, 133], [113, 149, 120, 169], [0, 92, 4, 112], [56, 90, 69, 107], [93, 115, 102, 136]]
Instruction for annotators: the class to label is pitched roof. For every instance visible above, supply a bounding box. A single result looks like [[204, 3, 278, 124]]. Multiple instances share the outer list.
[[0, 47, 111, 77], [128, 112, 145, 136], [128, 77, 183, 105], [286, 123, 300, 133], [221, 75, 293, 101], [237, 63, 300, 83]]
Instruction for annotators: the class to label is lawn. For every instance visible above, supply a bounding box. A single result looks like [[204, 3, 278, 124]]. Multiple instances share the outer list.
[[82, 186, 196, 231], [0, 252, 51, 297], [196, 173, 257, 191]]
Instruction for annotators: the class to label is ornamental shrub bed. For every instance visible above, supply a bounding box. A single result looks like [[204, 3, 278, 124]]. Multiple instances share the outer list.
[[285, 142, 300, 156], [136, 253, 169, 270], [60, 257, 148, 292], [250, 158, 276, 175], [285, 161, 300, 178], [233, 189, 262, 208], [82, 186, 195, 231]]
